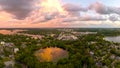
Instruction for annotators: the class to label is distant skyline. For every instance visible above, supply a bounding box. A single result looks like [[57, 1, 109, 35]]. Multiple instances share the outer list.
[[0, 0, 120, 28]]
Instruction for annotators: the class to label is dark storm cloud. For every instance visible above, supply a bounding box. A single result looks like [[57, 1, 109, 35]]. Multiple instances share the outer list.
[[89, 2, 120, 15], [0, 0, 35, 19]]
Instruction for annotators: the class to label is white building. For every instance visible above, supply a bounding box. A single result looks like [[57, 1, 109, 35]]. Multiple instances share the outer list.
[[0, 41, 5, 45], [14, 48, 19, 53]]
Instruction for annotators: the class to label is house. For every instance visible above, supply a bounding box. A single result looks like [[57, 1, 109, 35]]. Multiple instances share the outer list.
[[110, 54, 115, 60], [116, 56, 120, 60], [0, 41, 5, 45], [90, 51, 94, 55], [4, 61, 14, 68], [4, 43, 14, 47], [14, 48, 19, 53]]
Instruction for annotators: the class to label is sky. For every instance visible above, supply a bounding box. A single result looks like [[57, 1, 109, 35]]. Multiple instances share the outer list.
[[0, 0, 120, 28]]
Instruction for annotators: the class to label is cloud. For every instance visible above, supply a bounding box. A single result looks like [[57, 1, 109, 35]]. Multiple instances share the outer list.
[[62, 3, 109, 23], [31, 10, 61, 23], [89, 2, 120, 15], [0, 0, 35, 19], [79, 15, 106, 21], [62, 15, 107, 22], [0, 0, 120, 28], [62, 17, 78, 22], [63, 3, 87, 16], [109, 14, 120, 21], [27, 0, 67, 23], [63, 4, 87, 12]]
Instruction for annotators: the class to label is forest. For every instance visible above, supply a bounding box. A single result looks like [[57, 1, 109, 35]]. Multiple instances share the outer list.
[[0, 28, 120, 68]]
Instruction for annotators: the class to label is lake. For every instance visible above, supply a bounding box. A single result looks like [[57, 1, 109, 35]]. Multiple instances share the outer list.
[[104, 36, 120, 43]]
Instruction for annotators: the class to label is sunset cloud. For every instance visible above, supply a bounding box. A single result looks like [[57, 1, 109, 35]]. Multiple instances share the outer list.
[[63, 3, 87, 16], [0, 0, 35, 19], [0, 0, 120, 28], [89, 2, 120, 15]]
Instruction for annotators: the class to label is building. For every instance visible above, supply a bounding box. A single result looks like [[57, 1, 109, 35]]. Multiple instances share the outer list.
[[58, 33, 78, 40], [0, 41, 5, 45], [4, 61, 14, 68], [14, 48, 19, 53]]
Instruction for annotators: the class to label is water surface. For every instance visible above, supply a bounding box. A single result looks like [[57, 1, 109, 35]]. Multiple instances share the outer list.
[[104, 36, 120, 43]]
